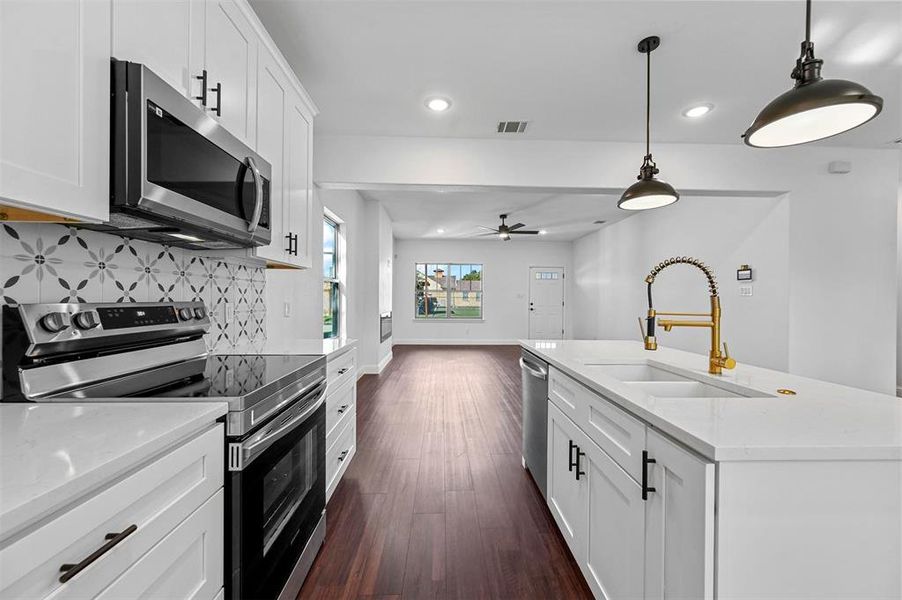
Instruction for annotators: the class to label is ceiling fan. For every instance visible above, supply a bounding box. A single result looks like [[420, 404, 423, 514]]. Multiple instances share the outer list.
[[477, 214, 540, 241]]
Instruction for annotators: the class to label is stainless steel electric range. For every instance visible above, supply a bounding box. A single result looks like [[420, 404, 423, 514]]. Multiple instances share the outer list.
[[2, 301, 327, 600]]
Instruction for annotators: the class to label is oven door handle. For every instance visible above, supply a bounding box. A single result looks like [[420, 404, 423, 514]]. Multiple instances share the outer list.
[[246, 156, 264, 234], [230, 382, 326, 471]]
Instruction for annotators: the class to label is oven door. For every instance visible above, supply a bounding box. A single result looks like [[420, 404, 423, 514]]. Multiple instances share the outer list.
[[113, 60, 272, 249], [226, 383, 326, 600]]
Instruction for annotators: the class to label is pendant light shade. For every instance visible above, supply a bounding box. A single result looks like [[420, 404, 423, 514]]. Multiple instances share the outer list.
[[619, 36, 679, 211], [742, 0, 883, 147]]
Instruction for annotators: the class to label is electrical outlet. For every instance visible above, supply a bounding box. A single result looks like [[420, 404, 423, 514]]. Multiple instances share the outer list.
[[283, 301, 292, 317], [739, 285, 753, 297]]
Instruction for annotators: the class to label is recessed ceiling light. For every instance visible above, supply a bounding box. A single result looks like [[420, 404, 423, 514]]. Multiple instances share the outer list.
[[538, 230, 547, 235], [426, 97, 451, 112], [436, 228, 445, 234], [683, 103, 714, 118]]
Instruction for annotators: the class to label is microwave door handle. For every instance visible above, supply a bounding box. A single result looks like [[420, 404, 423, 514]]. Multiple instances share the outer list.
[[246, 156, 264, 234]]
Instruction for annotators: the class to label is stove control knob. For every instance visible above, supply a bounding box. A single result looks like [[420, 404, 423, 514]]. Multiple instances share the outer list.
[[193, 307, 206, 320], [73, 311, 99, 330], [39, 312, 70, 333], [178, 308, 193, 321]]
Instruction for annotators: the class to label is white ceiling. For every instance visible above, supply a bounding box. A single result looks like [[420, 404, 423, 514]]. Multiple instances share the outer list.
[[251, 0, 901, 147], [364, 189, 634, 241]]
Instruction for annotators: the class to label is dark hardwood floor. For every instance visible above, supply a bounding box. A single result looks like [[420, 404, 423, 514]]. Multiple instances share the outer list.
[[298, 345, 592, 600]]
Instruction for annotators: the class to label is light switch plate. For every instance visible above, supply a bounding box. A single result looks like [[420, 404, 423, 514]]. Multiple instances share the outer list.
[[739, 285, 753, 297]]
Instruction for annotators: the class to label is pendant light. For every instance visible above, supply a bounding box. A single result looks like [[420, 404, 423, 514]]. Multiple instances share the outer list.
[[742, 0, 883, 147], [619, 36, 679, 211]]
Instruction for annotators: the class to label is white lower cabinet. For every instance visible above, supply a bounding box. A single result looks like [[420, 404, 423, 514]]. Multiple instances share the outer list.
[[324, 347, 358, 500], [547, 369, 713, 600], [547, 402, 586, 557], [583, 434, 645, 600], [96, 490, 223, 600], [643, 429, 714, 600], [0, 425, 224, 600]]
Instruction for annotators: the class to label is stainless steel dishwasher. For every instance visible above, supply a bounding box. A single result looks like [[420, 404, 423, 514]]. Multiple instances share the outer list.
[[520, 349, 549, 499]]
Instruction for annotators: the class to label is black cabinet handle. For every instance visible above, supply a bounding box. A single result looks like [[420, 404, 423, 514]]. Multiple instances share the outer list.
[[337, 367, 349, 375], [195, 70, 208, 106], [575, 446, 586, 481], [337, 404, 349, 414], [292, 233, 299, 256], [338, 449, 350, 462], [59, 524, 137, 583], [568, 440, 577, 472], [210, 82, 222, 116], [285, 233, 293, 254], [642, 450, 656, 501]]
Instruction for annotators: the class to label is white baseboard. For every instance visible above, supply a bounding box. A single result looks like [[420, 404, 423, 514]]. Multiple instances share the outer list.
[[392, 339, 520, 346], [358, 351, 393, 377]]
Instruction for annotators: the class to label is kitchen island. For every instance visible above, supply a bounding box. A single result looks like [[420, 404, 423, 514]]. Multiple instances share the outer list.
[[521, 339, 902, 600]]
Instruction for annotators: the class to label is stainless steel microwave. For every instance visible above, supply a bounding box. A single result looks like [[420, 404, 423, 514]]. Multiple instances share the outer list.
[[82, 60, 271, 250]]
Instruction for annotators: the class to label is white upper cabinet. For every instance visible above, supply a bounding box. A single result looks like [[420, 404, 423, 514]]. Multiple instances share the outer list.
[[254, 50, 289, 264], [111, 0, 205, 102], [283, 97, 312, 268], [0, 0, 111, 222], [204, 0, 257, 146], [644, 429, 715, 600]]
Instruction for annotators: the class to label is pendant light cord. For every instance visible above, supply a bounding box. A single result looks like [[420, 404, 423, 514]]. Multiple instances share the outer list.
[[805, 0, 811, 45], [645, 49, 651, 157]]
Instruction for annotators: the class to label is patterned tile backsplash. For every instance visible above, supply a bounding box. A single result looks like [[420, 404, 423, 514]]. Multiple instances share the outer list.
[[1, 223, 266, 353]]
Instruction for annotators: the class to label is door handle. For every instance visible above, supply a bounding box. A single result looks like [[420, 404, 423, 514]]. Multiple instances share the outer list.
[[194, 70, 208, 106], [575, 446, 586, 481], [59, 525, 137, 583], [642, 450, 656, 500], [210, 81, 222, 116], [568, 440, 577, 472], [246, 157, 263, 234]]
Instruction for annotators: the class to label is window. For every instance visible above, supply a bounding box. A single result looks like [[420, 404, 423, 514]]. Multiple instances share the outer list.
[[415, 263, 482, 319], [323, 217, 340, 338]]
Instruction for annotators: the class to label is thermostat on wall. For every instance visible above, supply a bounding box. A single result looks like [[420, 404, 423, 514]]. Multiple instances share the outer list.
[[737, 264, 753, 281]]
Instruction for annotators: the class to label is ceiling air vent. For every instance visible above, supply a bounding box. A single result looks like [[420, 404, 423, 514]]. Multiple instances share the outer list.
[[497, 121, 528, 134], [593, 220, 607, 225]]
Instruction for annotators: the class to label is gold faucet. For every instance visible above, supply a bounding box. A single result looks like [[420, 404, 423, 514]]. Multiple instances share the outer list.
[[640, 257, 736, 375]]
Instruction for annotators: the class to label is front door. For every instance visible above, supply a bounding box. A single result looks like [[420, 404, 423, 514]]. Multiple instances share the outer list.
[[529, 267, 564, 339]]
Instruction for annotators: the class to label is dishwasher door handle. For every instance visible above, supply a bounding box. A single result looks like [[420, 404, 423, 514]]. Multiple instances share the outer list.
[[519, 357, 547, 380]]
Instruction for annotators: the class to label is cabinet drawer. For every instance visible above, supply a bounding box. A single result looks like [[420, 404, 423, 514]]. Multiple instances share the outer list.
[[96, 490, 223, 600], [327, 349, 356, 393], [326, 377, 355, 441], [325, 413, 356, 501], [583, 391, 646, 484], [1, 425, 223, 599], [549, 367, 646, 483], [548, 367, 586, 426]]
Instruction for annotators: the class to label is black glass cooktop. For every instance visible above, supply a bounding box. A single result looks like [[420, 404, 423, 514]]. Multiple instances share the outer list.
[[132, 353, 324, 399]]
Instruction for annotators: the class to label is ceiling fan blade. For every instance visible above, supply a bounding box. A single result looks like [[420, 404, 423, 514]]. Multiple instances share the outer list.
[[476, 232, 499, 237], [478, 225, 499, 232], [509, 230, 540, 235], [508, 223, 527, 231]]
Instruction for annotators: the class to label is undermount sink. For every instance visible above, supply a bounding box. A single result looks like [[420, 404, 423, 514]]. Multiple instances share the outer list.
[[587, 364, 689, 382], [627, 380, 747, 398]]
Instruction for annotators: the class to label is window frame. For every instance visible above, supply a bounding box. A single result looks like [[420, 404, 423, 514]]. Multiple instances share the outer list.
[[414, 262, 484, 321], [323, 216, 340, 339]]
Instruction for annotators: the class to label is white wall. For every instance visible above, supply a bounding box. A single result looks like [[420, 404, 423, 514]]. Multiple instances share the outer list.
[[392, 239, 572, 344], [897, 180, 902, 396], [573, 196, 790, 372], [317, 134, 900, 394]]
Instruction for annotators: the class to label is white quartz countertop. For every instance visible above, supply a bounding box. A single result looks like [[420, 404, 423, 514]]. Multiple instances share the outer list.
[[0, 402, 227, 542], [520, 340, 902, 462], [253, 338, 357, 360]]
